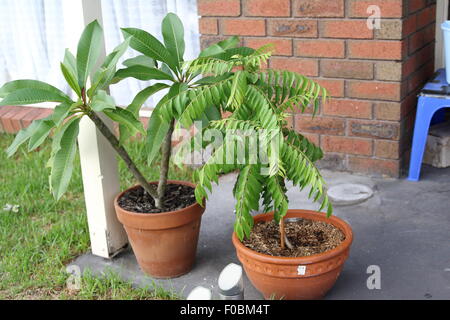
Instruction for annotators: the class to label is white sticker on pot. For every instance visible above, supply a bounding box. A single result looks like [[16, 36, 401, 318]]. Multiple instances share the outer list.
[[297, 265, 306, 275]]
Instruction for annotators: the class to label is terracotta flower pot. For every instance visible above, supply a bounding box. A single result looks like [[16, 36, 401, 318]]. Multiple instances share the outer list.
[[114, 180, 204, 278], [232, 209, 353, 300]]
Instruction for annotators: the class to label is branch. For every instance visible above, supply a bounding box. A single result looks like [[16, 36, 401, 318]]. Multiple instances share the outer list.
[[87, 111, 158, 201], [156, 119, 175, 209]]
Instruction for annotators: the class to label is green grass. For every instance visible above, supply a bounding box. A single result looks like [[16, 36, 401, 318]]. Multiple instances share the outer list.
[[0, 133, 191, 299]]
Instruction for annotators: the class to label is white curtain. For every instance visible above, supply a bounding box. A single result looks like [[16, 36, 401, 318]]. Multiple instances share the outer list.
[[0, 0, 200, 108], [101, 0, 200, 108], [0, 0, 84, 96]]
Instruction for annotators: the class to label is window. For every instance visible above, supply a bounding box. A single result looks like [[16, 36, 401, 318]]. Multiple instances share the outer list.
[[0, 0, 200, 109]]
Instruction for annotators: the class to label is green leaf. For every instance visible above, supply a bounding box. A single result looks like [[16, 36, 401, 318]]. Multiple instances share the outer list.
[[63, 49, 77, 75], [6, 120, 41, 157], [145, 108, 170, 165], [234, 221, 244, 241], [89, 38, 130, 97], [145, 84, 185, 164], [0, 88, 73, 106], [76, 20, 103, 88], [0, 80, 72, 104], [52, 102, 73, 126], [162, 13, 185, 68], [199, 44, 226, 58], [119, 83, 169, 143], [104, 108, 144, 136], [91, 90, 116, 112], [121, 27, 178, 71], [28, 120, 55, 151], [123, 55, 156, 68], [217, 36, 240, 50], [199, 36, 240, 58], [114, 65, 174, 82], [60, 62, 81, 97], [50, 117, 81, 200], [127, 83, 169, 116]]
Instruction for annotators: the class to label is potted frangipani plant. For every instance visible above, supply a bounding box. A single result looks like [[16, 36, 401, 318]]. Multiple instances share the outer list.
[[175, 44, 354, 299], [111, 13, 248, 278]]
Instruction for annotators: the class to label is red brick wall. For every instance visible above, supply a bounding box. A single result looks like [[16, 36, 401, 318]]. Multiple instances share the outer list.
[[198, 0, 437, 177]]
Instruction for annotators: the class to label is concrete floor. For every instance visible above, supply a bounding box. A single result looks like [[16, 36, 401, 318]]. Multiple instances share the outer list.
[[71, 165, 450, 300]]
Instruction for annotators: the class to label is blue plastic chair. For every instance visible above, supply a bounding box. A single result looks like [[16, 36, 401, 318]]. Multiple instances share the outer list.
[[408, 69, 450, 181]]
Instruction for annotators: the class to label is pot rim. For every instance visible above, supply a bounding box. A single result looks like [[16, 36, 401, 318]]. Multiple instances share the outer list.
[[232, 209, 353, 265], [114, 180, 203, 217]]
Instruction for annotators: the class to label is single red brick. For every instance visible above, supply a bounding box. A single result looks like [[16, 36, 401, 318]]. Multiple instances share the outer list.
[[402, 42, 433, 78], [374, 102, 401, 121], [321, 135, 373, 156], [323, 99, 372, 119], [408, 0, 426, 13], [245, 38, 293, 56], [319, 20, 373, 39], [408, 24, 435, 54], [400, 93, 418, 118], [244, 0, 290, 17], [349, 120, 400, 140], [267, 20, 318, 38], [348, 0, 404, 18], [198, 0, 241, 16], [348, 156, 400, 177], [295, 39, 345, 58], [270, 57, 318, 76], [293, 0, 344, 17], [408, 60, 434, 92], [416, 6, 435, 30], [315, 79, 345, 97], [320, 60, 374, 79], [294, 115, 346, 135], [375, 140, 400, 159], [222, 19, 266, 36], [348, 40, 404, 60], [199, 18, 218, 35], [403, 15, 417, 37], [347, 81, 402, 101]]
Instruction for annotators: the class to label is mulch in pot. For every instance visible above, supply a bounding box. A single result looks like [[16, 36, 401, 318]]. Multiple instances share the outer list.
[[118, 184, 196, 214], [242, 218, 345, 257]]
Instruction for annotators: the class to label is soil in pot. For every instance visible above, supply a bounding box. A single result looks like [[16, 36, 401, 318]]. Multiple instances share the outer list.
[[242, 218, 345, 257], [118, 183, 196, 213]]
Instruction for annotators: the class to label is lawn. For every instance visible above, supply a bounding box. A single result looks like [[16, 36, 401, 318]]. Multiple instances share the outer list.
[[0, 133, 191, 299]]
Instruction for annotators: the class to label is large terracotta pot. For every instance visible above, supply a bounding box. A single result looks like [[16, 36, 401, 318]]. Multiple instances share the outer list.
[[232, 209, 353, 300], [114, 180, 204, 278]]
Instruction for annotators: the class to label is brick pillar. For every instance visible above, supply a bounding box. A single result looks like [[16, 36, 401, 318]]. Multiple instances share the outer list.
[[197, 0, 437, 177]]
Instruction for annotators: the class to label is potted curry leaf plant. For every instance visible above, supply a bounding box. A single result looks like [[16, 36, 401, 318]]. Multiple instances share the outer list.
[[0, 14, 240, 279], [175, 44, 354, 299]]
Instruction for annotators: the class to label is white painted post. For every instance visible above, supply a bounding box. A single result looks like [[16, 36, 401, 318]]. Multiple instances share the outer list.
[[435, 0, 449, 70], [78, 0, 128, 258]]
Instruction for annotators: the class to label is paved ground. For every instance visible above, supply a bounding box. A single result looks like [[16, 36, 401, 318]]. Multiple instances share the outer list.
[[71, 165, 450, 300]]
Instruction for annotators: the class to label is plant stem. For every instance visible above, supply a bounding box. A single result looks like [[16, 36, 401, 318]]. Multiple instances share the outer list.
[[156, 119, 175, 209], [280, 217, 286, 249], [86, 111, 158, 200]]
